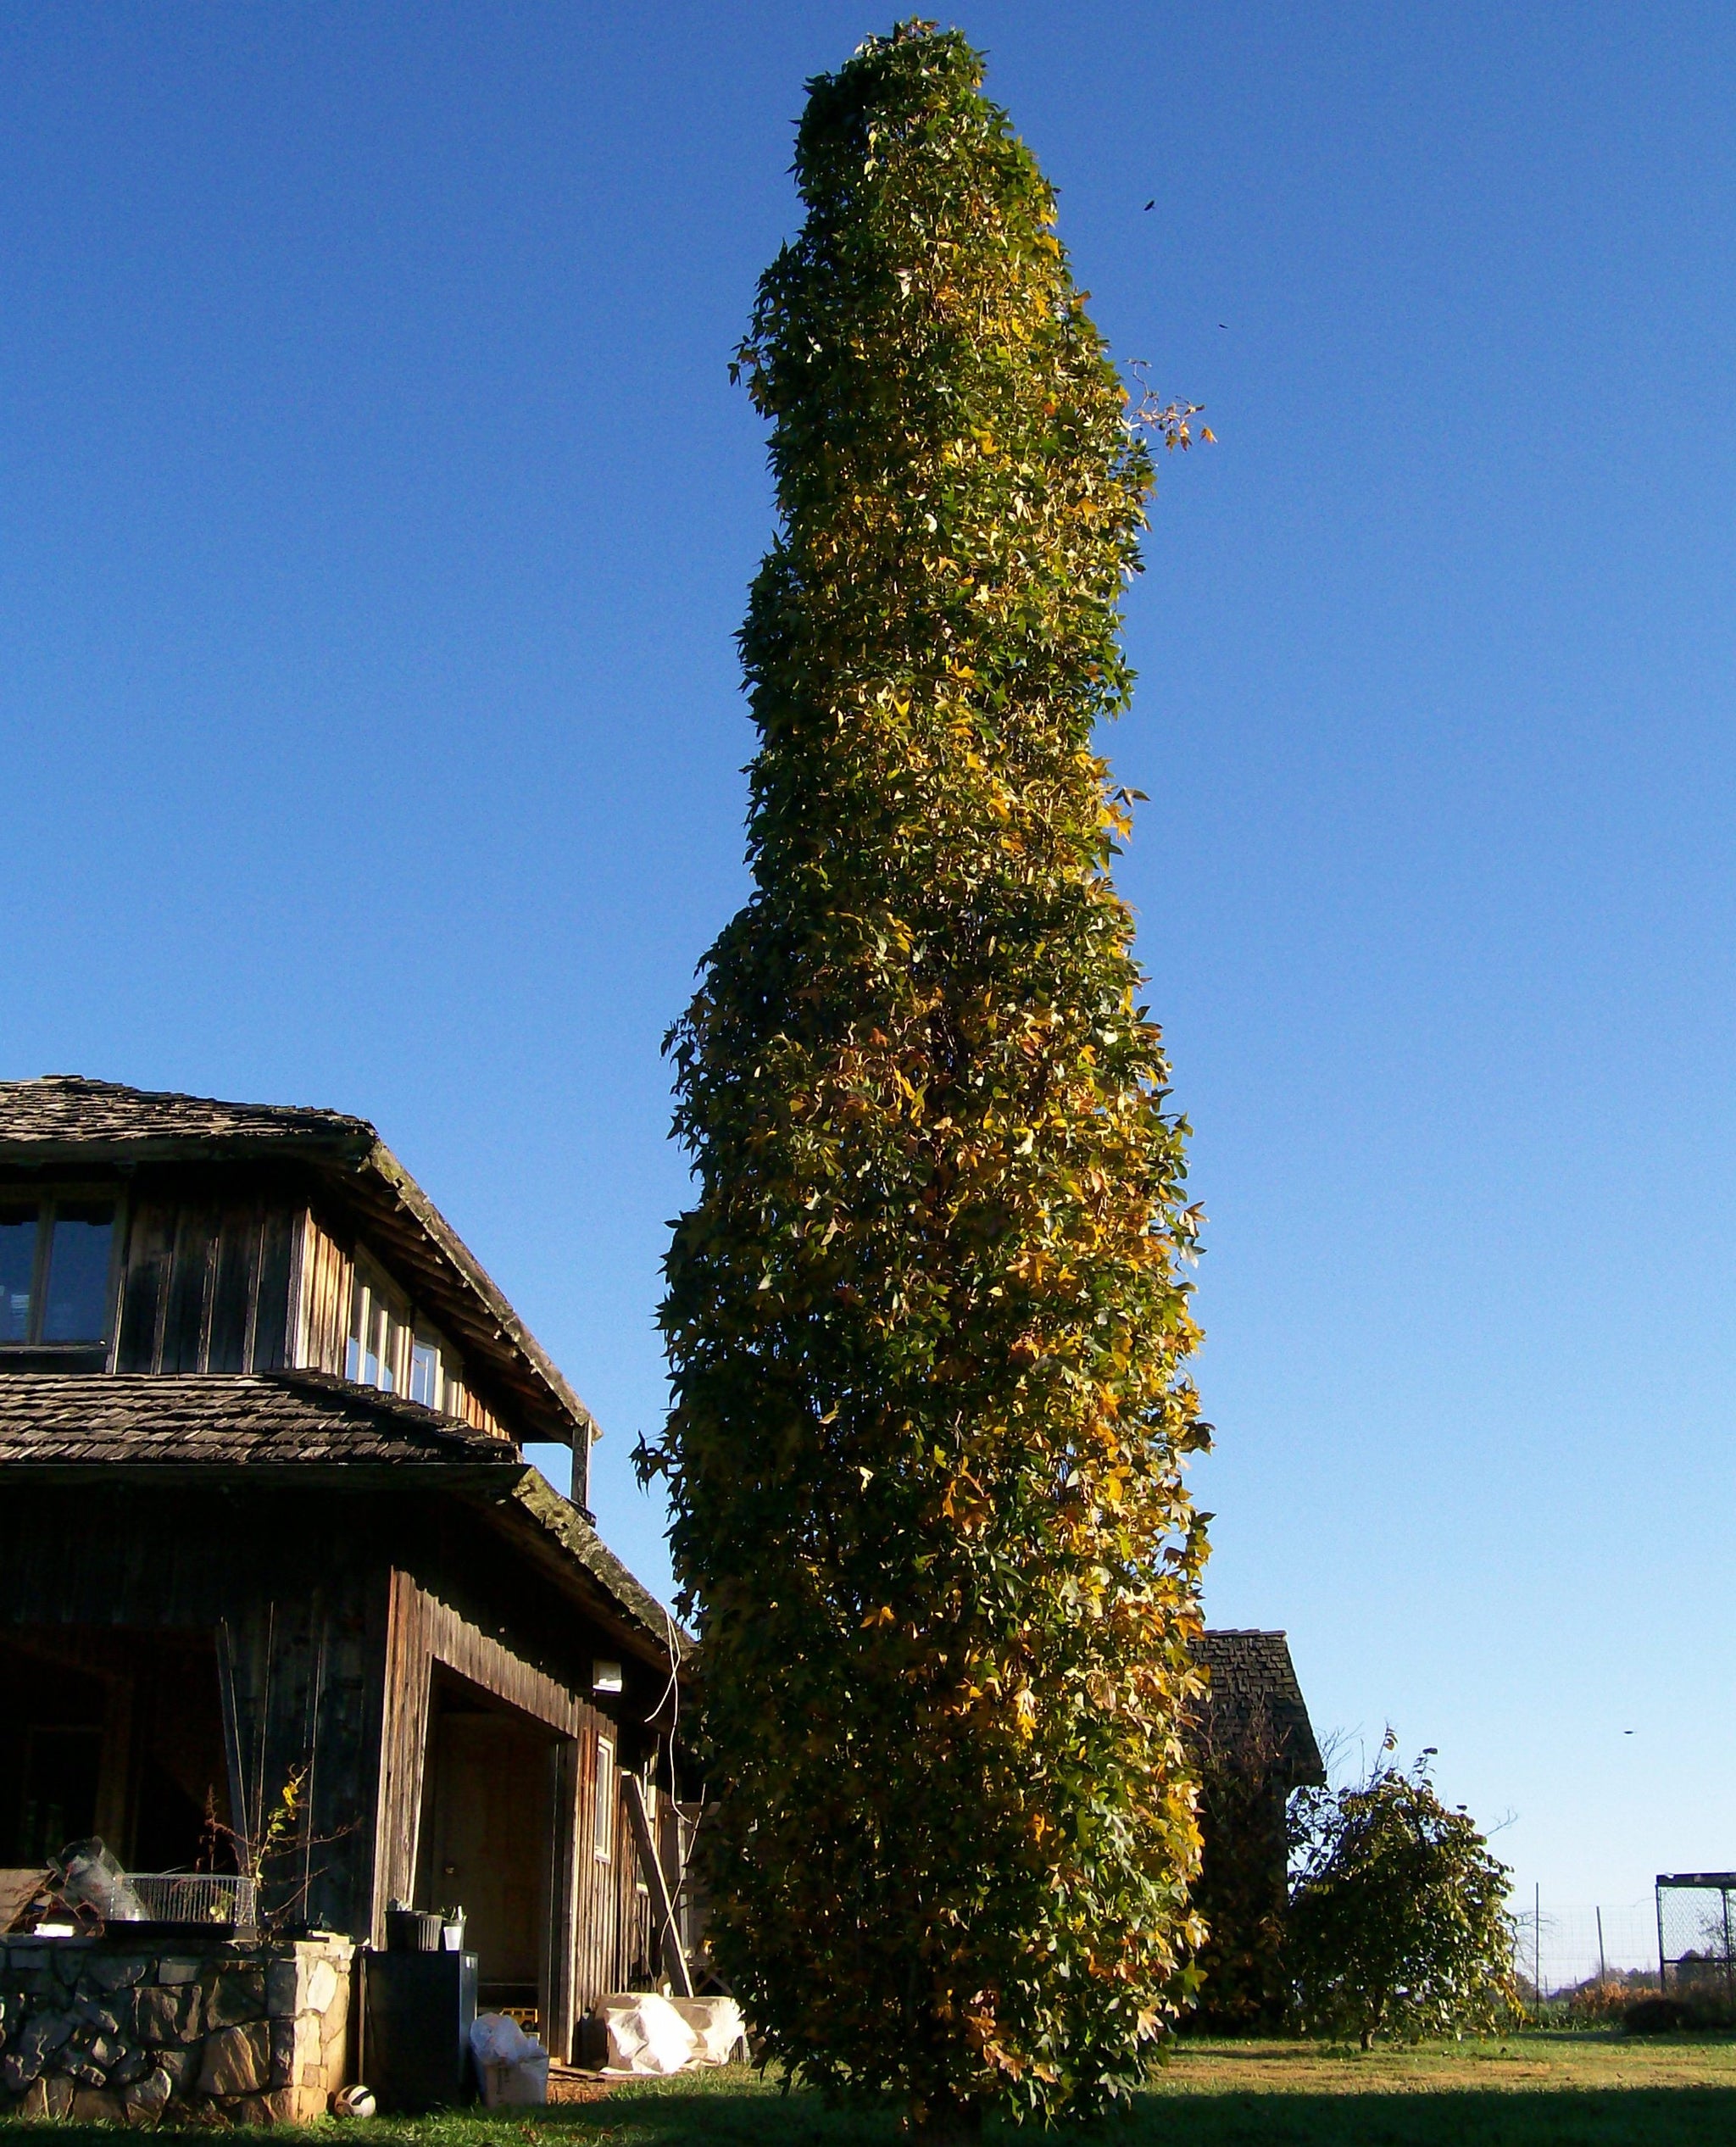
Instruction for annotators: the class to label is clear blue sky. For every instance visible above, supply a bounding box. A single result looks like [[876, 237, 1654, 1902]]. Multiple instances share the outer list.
[[3, 3, 1732, 1926]]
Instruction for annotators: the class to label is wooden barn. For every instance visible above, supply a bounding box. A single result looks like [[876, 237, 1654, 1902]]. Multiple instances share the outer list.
[[1188, 1628, 1325, 2032], [0, 1076, 692, 2061]]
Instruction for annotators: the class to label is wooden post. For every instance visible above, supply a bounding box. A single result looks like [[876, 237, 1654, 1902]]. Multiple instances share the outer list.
[[623, 1776, 693, 1997]]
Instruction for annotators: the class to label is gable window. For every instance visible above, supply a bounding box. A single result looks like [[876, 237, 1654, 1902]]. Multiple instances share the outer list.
[[344, 1259, 409, 1394], [0, 1200, 115, 1349], [409, 1336, 441, 1409]]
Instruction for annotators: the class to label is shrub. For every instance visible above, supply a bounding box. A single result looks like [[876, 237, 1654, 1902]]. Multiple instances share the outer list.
[[1289, 1744, 1516, 2048], [1625, 1990, 1736, 2034]]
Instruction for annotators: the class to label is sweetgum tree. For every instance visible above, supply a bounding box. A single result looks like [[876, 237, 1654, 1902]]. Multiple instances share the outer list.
[[642, 21, 1210, 2130]]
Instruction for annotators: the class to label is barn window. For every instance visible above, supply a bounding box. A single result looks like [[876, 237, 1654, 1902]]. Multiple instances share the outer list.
[[0, 1200, 115, 1349], [409, 1337, 441, 1409], [343, 1260, 410, 1394], [0, 1210, 34, 1341], [594, 1737, 615, 1862]]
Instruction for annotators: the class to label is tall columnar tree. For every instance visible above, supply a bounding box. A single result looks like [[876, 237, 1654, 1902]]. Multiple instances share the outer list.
[[643, 20, 1209, 2129]]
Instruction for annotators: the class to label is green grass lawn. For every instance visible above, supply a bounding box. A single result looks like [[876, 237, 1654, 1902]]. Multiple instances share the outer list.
[[4, 2036, 1733, 2146]]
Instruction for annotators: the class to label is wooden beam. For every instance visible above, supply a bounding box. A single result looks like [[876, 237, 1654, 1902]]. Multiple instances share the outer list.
[[622, 1775, 693, 1997]]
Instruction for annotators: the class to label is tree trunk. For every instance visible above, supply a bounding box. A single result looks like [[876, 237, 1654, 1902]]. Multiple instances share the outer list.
[[912, 2091, 983, 2143]]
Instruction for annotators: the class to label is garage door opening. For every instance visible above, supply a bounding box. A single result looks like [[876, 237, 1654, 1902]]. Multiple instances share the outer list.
[[415, 1668, 561, 2021]]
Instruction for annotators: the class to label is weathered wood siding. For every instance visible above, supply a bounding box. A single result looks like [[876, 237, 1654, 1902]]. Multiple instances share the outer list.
[[291, 1210, 507, 1438], [114, 1186, 295, 1377], [104, 1177, 510, 1440], [1, 1472, 669, 2054], [451, 1385, 506, 1440], [371, 1571, 653, 2052], [293, 1210, 353, 1376]]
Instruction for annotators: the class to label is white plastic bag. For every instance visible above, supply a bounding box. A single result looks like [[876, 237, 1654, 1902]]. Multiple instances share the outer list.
[[470, 2013, 548, 2106], [598, 1992, 701, 2075], [470, 2013, 531, 2068], [669, 1998, 747, 2066]]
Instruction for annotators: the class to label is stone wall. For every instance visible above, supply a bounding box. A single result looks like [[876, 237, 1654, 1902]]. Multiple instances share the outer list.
[[0, 1934, 353, 2124]]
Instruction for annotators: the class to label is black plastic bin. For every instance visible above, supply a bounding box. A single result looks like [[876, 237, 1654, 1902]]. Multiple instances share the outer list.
[[362, 1950, 478, 2111], [386, 1907, 445, 1952]]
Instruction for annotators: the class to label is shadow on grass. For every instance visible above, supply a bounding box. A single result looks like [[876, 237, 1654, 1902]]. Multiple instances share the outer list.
[[6, 2081, 1736, 2147], [1110, 2086, 1736, 2145]]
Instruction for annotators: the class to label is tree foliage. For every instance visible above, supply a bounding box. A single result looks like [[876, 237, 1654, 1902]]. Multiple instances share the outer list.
[[640, 19, 1209, 2128], [1289, 1744, 1517, 2048]]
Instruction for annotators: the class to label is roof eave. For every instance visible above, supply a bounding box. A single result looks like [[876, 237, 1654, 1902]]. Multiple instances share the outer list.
[[456, 1466, 693, 1671], [357, 1139, 598, 1452]]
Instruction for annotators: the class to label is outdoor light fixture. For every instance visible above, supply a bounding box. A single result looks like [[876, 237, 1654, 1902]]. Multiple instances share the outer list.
[[593, 1660, 624, 1694]]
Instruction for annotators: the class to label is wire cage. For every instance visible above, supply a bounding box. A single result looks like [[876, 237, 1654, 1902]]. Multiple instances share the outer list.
[[1655, 1872, 1736, 2000], [125, 1872, 258, 1929]]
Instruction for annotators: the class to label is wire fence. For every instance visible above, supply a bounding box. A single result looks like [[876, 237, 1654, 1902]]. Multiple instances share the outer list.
[[1509, 1900, 1660, 1999]]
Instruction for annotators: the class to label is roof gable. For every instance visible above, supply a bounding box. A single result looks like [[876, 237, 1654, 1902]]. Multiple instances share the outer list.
[[1194, 1628, 1326, 1788], [0, 1076, 595, 1452]]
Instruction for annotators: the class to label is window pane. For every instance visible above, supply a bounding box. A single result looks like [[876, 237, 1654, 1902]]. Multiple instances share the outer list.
[[42, 1206, 114, 1343], [0, 1211, 36, 1343], [410, 1340, 438, 1409], [594, 1738, 615, 1861], [347, 1275, 369, 1382]]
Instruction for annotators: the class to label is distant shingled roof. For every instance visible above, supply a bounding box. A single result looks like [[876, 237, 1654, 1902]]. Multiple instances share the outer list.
[[1194, 1629, 1326, 1788], [0, 1075, 597, 1455]]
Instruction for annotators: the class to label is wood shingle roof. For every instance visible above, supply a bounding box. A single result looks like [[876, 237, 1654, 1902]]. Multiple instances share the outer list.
[[0, 1370, 516, 1470], [0, 1370, 684, 1662], [1194, 1628, 1326, 1787], [0, 1075, 370, 1156]]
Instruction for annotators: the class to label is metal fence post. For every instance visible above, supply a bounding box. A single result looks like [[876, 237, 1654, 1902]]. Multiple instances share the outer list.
[[1534, 1884, 1542, 2018]]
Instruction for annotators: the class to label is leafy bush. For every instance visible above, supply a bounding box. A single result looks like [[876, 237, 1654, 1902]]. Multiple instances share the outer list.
[[1289, 1745, 1516, 2048], [1565, 1976, 1647, 2024], [642, 17, 1209, 2133], [1624, 1990, 1736, 2034]]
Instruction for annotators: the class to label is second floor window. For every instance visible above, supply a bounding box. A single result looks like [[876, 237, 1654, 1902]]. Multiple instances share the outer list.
[[343, 1259, 459, 1414], [409, 1337, 440, 1409], [0, 1200, 115, 1348], [344, 1262, 408, 1393]]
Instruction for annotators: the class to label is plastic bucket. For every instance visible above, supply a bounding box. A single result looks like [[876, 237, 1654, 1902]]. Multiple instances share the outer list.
[[386, 1907, 444, 1953]]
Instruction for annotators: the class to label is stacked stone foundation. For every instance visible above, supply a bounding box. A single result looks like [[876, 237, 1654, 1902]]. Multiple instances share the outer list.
[[0, 1934, 353, 2125]]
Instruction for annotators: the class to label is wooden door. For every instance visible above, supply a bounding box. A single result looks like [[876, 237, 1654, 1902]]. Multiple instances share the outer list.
[[420, 1708, 554, 2002]]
